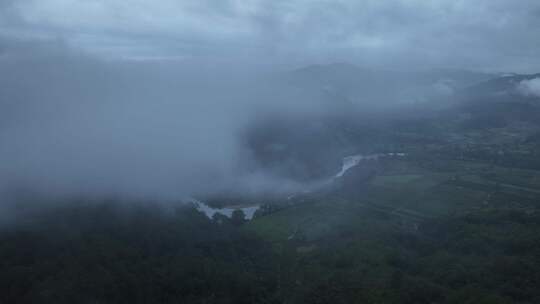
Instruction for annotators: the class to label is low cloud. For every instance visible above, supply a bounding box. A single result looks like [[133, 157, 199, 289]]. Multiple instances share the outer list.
[[0, 40, 330, 204], [517, 78, 540, 98]]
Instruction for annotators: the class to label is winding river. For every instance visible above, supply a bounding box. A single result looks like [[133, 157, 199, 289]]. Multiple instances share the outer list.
[[189, 152, 405, 220]]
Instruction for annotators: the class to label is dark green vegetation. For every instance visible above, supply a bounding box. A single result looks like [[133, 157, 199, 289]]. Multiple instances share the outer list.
[[246, 156, 540, 304], [0, 203, 279, 304], [3, 160, 540, 304], [4, 145, 540, 303]]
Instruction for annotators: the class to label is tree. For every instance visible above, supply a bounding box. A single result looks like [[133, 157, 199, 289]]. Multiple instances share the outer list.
[[231, 209, 246, 226]]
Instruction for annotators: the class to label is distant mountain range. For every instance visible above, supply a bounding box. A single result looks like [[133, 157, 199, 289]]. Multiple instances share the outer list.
[[286, 63, 495, 107], [289, 62, 540, 104], [291, 62, 494, 88], [462, 72, 540, 101], [245, 64, 540, 182]]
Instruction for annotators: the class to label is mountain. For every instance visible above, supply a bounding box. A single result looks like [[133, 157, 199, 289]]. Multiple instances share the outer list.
[[452, 73, 540, 128], [244, 65, 519, 183], [460, 72, 540, 102], [287, 63, 494, 107]]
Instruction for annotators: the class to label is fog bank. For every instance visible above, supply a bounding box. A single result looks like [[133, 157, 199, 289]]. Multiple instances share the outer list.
[[0, 43, 333, 203]]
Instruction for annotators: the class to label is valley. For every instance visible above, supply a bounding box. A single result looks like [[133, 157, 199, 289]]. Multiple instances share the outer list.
[[3, 1, 540, 302], [2, 65, 540, 303]]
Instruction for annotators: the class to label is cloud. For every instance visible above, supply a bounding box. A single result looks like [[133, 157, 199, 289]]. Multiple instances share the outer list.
[[2, 0, 540, 207], [0, 39, 335, 203], [517, 78, 540, 98], [2, 0, 540, 71]]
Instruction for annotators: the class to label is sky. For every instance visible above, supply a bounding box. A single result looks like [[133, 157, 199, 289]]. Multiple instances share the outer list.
[[2, 0, 540, 72]]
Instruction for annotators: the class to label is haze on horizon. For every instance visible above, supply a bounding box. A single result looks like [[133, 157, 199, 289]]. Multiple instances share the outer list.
[[1, 0, 540, 205]]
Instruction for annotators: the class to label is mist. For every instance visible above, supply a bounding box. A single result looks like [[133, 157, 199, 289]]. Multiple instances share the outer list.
[[1, 0, 540, 206], [518, 78, 540, 98], [3, 2, 540, 303], [0, 42, 339, 204], [0, 38, 521, 206]]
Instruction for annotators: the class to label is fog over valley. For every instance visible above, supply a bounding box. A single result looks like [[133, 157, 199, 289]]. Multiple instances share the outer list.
[[0, 40, 494, 203], [2, 1, 540, 303]]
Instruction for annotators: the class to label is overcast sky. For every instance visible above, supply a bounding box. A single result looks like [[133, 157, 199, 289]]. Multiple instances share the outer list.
[[1, 0, 540, 72]]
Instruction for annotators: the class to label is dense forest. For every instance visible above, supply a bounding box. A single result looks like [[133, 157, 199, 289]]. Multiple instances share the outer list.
[[1, 199, 539, 304]]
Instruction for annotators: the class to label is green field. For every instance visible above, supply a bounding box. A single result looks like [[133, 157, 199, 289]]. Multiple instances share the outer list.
[[239, 156, 540, 303]]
